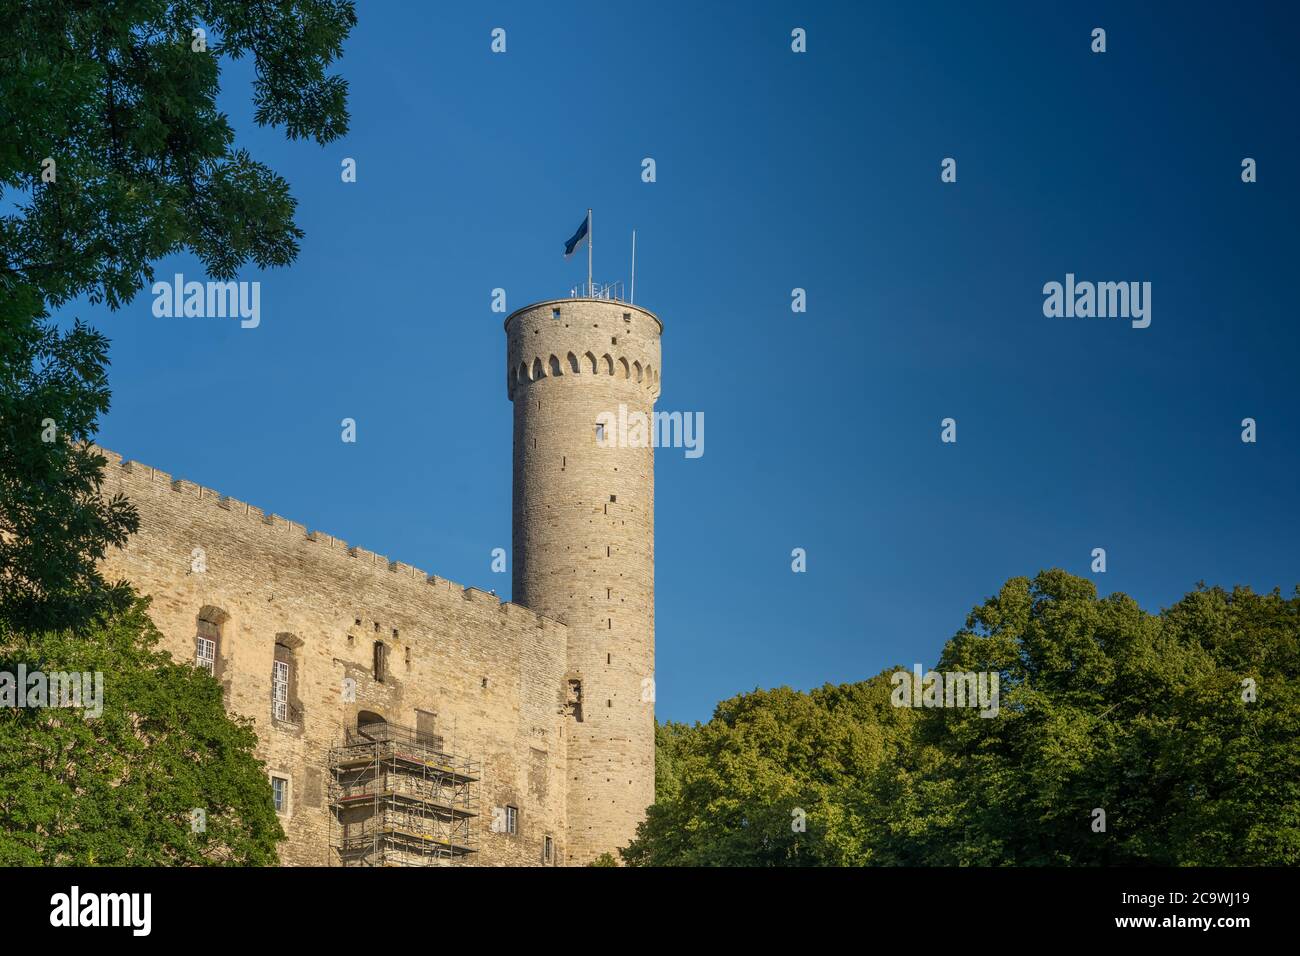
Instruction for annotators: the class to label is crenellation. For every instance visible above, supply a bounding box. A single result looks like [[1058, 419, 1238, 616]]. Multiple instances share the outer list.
[[97, 446, 563, 634]]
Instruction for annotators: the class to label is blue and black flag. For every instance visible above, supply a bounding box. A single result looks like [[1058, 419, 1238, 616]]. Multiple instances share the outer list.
[[563, 213, 590, 258]]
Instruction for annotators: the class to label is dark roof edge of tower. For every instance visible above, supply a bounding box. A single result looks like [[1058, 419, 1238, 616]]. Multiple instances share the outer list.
[[503, 299, 663, 334]]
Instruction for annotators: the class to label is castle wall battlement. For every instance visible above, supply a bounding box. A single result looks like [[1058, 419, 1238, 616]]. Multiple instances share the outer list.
[[94, 446, 561, 633]]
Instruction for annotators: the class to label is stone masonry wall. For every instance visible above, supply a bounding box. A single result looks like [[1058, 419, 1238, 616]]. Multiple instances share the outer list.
[[95, 448, 569, 867]]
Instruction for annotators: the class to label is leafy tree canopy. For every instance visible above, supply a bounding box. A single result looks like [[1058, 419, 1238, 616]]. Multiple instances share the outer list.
[[627, 571, 1300, 866], [0, 0, 356, 633], [0, 597, 284, 864]]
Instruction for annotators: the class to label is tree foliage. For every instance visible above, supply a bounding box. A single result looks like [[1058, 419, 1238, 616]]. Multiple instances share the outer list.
[[0, 598, 284, 864], [0, 0, 356, 634], [626, 571, 1300, 866]]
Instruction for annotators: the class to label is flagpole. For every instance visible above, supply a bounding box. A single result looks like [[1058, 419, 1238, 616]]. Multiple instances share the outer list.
[[587, 208, 593, 296], [631, 229, 636, 304]]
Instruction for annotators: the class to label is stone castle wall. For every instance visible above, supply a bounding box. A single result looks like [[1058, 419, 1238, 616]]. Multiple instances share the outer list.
[[95, 447, 570, 867]]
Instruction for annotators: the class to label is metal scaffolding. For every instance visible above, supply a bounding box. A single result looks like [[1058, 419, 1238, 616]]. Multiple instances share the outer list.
[[327, 721, 479, 866]]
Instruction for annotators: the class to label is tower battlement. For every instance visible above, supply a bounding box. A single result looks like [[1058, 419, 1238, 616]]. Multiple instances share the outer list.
[[505, 298, 662, 401]]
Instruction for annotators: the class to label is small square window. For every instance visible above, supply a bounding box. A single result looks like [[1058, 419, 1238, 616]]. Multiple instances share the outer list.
[[609, 495, 616, 503], [551, 307, 561, 320]]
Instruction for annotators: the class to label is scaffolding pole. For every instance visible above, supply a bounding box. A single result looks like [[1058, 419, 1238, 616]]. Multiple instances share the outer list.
[[327, 720, 479, 866]]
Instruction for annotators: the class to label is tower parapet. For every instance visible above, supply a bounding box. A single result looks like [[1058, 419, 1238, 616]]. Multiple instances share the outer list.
[[506, 297, 661, 864]]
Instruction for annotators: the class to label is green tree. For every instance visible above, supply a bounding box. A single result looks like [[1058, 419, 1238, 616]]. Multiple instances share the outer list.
[[623, 677, 916, 866], [0, 0, 356, 633], [865, 571, 1300, 866], [0, 598, 283, 864], [629, 571, 1300, 866]]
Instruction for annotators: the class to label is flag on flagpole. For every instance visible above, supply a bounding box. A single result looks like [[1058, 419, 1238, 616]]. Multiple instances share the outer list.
[[563, 212, 590, 259]]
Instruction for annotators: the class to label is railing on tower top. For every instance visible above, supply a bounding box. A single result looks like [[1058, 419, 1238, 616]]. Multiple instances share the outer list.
[[571, 280, 625, 302]]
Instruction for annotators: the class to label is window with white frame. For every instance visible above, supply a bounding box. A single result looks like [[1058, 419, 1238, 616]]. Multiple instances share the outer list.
[[272, 659, 289, 721], [506, 805, 518, 835], [195, 635, 216, 675], [271, 775, 288, 813], [544, 834, 554, 864]]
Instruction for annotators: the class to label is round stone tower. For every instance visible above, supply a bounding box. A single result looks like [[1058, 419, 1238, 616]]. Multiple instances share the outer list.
[[505, 297, 661, 865]]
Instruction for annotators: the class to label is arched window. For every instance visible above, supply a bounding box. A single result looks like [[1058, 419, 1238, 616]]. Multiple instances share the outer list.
[[357, 710, 386, 741], [601, 354, 614, 375], [567, 352, 580, 373], [548, 354, 562, 376], [633, 361, 643, 383], [531, 357, 545, 380], [373, 640, 388, 683], [618, 357, 630, 379], [583, 352, 597, 373]]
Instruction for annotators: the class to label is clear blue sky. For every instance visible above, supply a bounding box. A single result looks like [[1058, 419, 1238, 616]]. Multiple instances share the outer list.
[[86, 1, 1300, 724]]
